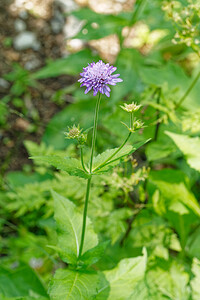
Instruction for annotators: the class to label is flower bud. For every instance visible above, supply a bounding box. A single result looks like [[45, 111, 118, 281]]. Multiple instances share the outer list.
[[64, 125, 87, 145]]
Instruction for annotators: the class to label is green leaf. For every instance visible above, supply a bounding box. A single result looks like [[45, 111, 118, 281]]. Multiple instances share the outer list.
[[93, 140, 150, 173], [31, 156, 90, 179], [33, 49, 98, 79], [42, 99, 95, 149], [149, 169, 200, 217], [166, 131, 200, 172], [0, 263, 48, 299], [52, 191, 98, 265], [73, 8, 130, 40], [145, 138, 177, 161], [79, 241, 109, 267], [48, 269, 99, 300], [191, 258, 200, 300], [140, 62, 200, 110], [186, 226, 200, 260], [129, 260, 190, 300], [96, 248, 147, 300], [148, 169, 200, 249]]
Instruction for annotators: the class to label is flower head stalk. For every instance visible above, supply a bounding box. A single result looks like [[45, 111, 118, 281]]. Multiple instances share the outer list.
[[78, 60, 123, 259], [78, 60, 123, 97], [120, 102, 144, 132]]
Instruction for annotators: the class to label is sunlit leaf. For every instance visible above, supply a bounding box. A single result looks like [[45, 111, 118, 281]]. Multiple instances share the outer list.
[[166, 131, 200, 172], [48, 269, 99, 300], [96, 248, 147, 300]]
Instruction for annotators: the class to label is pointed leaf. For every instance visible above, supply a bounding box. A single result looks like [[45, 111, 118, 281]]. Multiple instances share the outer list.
[[48, 269, 99, 300], [191, 258, 200, 300], [93, 140, 150, 173], [96, 248, 147, 300], [52, 191, 98, 265], [129, 260, 190, 300], [79, 241, 109, 267], [31, 156, 90, 179], [166, 131, 200, 172]]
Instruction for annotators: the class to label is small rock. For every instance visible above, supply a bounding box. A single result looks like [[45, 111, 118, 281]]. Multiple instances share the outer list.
[[19, 10, 28, 19], [0, 78, 10, 89], [51, 10, 65, 34], [24, 57, 41, 70], [67, 38, 85, 52], [15, 118, 30, 131], [63, 16, 84, 39], [14, 19, 26, 32], [13, 31, 41, 51], [55, 0, 78, 13], [51, 19, 63, 34]]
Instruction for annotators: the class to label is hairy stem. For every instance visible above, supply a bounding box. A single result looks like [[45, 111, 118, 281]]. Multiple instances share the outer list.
[[154, 88, 161, 141], [80, 147, 87, 173], [79, 94, 101, 258], [78, 177, 92, 258], [90, 93, 101, 173], [176, 69, 200, 109]]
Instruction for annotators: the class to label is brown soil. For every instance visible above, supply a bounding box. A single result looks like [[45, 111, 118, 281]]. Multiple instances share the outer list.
[[0, 0, 76, 178]]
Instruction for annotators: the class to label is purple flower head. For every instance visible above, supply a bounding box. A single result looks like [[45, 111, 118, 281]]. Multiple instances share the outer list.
[[78, 60, 123, 97]]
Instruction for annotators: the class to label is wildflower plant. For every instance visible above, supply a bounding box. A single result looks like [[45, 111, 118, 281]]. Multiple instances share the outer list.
[[31, 60, 149, 298]]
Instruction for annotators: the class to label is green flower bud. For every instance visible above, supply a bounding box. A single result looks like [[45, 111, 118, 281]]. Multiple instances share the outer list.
[[64, 125, 87, 145]]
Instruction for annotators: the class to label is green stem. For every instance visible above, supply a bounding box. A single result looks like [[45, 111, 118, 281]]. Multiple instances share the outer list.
[[78, 93, 101, 258], [93, 132, 132, 173], [80, 147, 87, 173], [130, 112, 133, 128], [154, 88, 161, 141], [90, 93, 101, 173], [78, 177, 92, 258], [176, 69, 200, 109], [130, 0, 147, 25]]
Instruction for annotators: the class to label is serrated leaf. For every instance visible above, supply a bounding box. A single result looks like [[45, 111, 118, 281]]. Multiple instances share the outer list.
[[191, 258, 200, 300], [31, 156, 90, 179], [128, 260, 190, 300], [52, 191, 98, 265], [93, 140, 150, 173], [79, 241, 109, 267], [166, 131, 200, 172], [48, 269, 99, 300], [96, 248, 147, 300]]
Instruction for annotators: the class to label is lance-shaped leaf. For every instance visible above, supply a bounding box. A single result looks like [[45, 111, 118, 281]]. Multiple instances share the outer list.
[[96, 248, 147, 300], [30, 156, 90, 179], [93, 139, 150, 174], [48, 269, 99, 300], [52, 191, 98, 265]]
